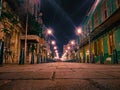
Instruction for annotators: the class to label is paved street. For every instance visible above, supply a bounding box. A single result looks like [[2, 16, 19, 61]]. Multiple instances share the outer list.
[[0, 62, 120, 90]]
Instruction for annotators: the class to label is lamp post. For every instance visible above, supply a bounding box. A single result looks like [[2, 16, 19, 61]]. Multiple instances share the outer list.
[[54, 46, 57, 50], [76, 27, 82, 63], [46, 28, 55, 59], [88, 27, 92, 63], [70, 40, 76, 61], [76, 27, 82, 44], [76, 26, 92, 63], [51, 40, 56, 59], [24, 0, 29, 64]]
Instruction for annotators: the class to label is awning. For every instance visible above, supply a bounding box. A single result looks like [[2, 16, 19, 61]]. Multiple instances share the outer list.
[[20, 35, 40, 43]]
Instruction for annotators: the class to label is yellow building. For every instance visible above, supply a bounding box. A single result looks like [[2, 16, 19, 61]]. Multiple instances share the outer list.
[[0, 0, 23, 63]]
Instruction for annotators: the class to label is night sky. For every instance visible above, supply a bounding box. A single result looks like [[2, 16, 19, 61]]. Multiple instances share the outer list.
[[40, 0, 95, 57]]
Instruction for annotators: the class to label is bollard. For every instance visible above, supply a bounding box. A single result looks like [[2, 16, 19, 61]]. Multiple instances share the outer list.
[[87, 55, 89, 63], [83, 56, 85, 63], [37, 53, 40, 64], [30, 44, 35, 64], [113, 48, 118, 64], [19, 48, 24, 65], [31, 52, 34, 64], [0, 40, 4, 65], [100, 52, 104, 64], [91, 53, 95, 63]]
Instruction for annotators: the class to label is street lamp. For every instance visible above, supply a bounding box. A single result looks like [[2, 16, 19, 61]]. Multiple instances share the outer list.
[[76, 27, 82, 44], [65, 50, 68, 53], [88, 27, 92, 63], [76, 26, 92, 63], [70, 40, 76, 52], [54, 46, 57, 50], [55, 50, 58, 53], [76, 27, 83, 62], [51, 40, 56, 45], [45, 28, 53, 59], [70, 40, 75, 46], [77, 27, 82, 35], [24, 0, 29, 64], [67, 46, 70, 50], [47, 29, 52, 35]]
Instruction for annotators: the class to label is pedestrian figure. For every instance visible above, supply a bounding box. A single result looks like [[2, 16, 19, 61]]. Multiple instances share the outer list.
[[19, 48, 24, 65], [31, 52, 34, 64], [0, 40, 4, 65], [30, 44, 35, 64], [42, 50, 46, 63], [87, 55, 89, 63], [113, 48, 118, 64]]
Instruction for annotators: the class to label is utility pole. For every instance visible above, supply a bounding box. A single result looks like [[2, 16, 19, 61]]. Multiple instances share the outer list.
[[24, 0, 28, 63], [88, 27, 91, 63]]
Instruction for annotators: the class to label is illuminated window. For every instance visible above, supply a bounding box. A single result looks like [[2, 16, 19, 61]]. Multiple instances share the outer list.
[[108, 32, 115, 54], [98, 38, 104, 55], [101, 1, 108, 21], [94, 41, 98, 56], [94, 12, 98, 28], [116, 0, 120, 8]]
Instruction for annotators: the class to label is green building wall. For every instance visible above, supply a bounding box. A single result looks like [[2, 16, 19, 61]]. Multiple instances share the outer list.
[[103, 35, 109, 60], [114, 27, 120, 62], [82, 0, 120, 63]]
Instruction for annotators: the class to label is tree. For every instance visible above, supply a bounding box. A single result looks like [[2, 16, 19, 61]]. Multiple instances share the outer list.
[[27, 13, 43, 36]]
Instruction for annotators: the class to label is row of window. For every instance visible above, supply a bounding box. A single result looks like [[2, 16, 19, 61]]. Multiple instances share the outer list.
[[94, 0, 120, 28], [87, 0, 120, 31], [82, 0, 120, 56], [93, 32, 114, 56]]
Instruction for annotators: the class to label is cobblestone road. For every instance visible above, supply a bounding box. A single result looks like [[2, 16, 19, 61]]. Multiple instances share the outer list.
[[0, 62, 120, 90]]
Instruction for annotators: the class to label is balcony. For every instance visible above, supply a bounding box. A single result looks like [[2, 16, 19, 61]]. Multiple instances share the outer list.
[[20, 35, 40, 43]]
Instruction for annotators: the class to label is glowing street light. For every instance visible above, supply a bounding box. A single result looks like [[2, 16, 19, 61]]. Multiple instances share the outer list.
[[76, 26, 92, 63], [67, 46, 70, 50], [46, 28, 53, 59], [76, 27, 82, 35], [65, 50, 68, 53], [76, 27, 83, 45], [75, 27, 83, 63], [70, 40, 75, 45], [54, 46, 57, 50], [55, 50, 58, 53], [51, 40, 56, 45], [47, 29, 52, 35]]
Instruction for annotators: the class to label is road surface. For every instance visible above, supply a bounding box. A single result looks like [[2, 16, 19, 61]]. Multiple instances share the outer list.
[[0, 62, 120, 90]]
